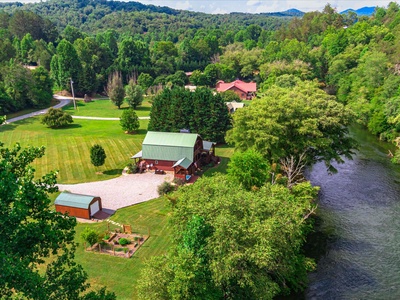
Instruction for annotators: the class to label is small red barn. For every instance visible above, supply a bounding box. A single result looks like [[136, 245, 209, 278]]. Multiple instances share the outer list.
[[55, 192, 102, 219], [216, 80, 257, 100]]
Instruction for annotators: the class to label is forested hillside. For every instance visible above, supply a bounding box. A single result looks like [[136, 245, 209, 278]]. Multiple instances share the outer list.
[[0, 0, 291, 35]]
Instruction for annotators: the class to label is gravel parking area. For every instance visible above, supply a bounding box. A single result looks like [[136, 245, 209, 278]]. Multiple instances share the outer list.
[[58, 172, 173, 211]]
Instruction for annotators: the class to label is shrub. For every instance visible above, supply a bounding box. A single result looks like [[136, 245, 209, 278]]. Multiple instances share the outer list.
[[126, 163, 138, 174], [157, 181, 175, 196], [118, 238, 130, 246], [90, 144, 106, 167], [81, 227, 99, 246], [173, 177, 185, 186], [41, 107, 73, 128]]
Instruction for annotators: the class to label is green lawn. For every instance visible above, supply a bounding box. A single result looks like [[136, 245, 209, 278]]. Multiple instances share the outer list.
[[73, 197, 173, 299], [203, 144, 234, 176], [63, 99, 152, 118], [0, 117, 149, 183]]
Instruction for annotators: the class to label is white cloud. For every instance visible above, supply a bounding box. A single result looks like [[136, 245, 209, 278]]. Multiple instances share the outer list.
[[211, 7, 229, 14], [175, 1, 192, 11], [246, 0, 262, 6]]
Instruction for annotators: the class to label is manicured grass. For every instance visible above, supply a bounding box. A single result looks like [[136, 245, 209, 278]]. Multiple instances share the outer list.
[[63, 98, 152, 118], [73, 197, 173, 299], [203, 144, 234, 177], [0, 117, 149, 183]]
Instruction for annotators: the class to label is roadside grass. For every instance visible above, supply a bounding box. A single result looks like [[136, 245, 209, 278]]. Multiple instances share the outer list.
[[63, 99, 151, 118], [0, 117, 149, 183]]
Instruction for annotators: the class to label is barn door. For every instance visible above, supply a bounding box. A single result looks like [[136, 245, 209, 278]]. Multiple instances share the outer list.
[[90, 201, 100, 216]]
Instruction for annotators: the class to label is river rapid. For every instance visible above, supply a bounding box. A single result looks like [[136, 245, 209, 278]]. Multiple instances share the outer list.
[[306, 125, 400, 300]]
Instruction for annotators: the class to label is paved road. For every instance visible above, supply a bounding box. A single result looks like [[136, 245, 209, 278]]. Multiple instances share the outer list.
[[4, 95, 150, 123], [5, 95, 71, 124]]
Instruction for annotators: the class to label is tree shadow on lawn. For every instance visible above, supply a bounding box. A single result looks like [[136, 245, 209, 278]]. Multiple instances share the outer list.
[[103, 169, 124, 176], [0, 117, 35, 132], [50, 123, 82, 130], [135, 106, 151, 113]]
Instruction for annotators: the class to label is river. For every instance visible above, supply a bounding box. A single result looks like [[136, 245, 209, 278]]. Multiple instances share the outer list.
[[305, 125, 400, 300]]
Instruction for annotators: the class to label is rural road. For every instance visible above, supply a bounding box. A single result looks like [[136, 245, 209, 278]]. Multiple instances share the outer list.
[[4, 95, 150, 123], [5, 95, 72, 124]]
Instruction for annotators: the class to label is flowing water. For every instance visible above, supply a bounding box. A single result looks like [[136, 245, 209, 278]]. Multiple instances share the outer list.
[[306, 125, 400, 300]]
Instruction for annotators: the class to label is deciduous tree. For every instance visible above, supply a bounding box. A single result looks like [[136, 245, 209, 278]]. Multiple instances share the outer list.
[[120, 109, 139, 133], [125, 79, 143, 109], [226, 80, 357, 173], [0, 143, 115, 299], [227, 149, 270, 190], [138, 174, 318, 299]]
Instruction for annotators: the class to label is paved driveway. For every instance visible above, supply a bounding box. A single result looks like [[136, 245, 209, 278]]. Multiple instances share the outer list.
[[58, 172, 173, 211]]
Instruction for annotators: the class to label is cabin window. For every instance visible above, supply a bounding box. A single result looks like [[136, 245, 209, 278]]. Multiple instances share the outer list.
[[155, 160, 158, 164]]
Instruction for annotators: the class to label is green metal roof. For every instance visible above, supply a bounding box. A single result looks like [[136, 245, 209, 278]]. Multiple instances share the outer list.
[[142, 131, 199, 162], [203, 141, 215, 151], [172, 157, 193, 169], [55, 192, 98, 209]]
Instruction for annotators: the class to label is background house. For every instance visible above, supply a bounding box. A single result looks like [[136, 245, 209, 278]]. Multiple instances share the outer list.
[[216, 80, 257, 100], [132, 131, 217, 180]]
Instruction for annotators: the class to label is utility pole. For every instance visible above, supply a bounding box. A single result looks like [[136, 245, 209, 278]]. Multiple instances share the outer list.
[[70, 78, 76, 110]]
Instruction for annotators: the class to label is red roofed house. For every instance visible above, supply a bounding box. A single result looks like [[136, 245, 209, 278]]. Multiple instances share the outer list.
[[216, 80, 257, 100]]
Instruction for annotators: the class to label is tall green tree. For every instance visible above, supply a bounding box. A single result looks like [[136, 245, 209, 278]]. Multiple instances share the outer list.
[[117, 37, 149, 74], [226, 80, 357, 173], [51, 39, 82, 92], [148, 87, 231, 142], [137, 73, 154, 92], [227, 149, 270, 190], [125, 79, 143, 109], [120, 109, 139, 133], [0, 143, 115, 299]]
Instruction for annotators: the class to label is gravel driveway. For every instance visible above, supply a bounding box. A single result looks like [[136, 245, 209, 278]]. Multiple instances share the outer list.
[[57, 172, 173, 211]]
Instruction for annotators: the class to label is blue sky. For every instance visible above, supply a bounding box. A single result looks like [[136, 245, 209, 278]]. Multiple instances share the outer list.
[[0, 0, 395, 14]]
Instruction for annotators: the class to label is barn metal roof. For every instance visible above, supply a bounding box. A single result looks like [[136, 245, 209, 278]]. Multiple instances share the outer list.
[[142, 131, 199, 162], [55, 192, 99, 209], [172, 157, 193, 169]]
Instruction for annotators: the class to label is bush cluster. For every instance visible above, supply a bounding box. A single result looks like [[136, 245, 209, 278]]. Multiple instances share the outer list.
[[157, 181, 175, 196]]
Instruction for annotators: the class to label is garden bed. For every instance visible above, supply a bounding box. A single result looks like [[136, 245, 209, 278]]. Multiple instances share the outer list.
[[87, 233, 148, 258]]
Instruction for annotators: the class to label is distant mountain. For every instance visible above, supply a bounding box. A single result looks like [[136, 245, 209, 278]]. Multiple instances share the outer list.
[[281, 9, 305, 17], [341, 7, 376, 16], [258, 8, 304, 17]]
